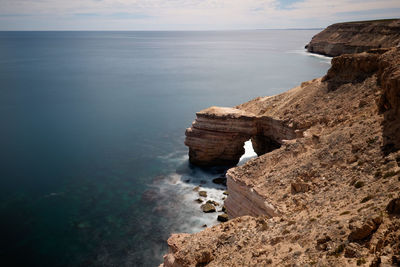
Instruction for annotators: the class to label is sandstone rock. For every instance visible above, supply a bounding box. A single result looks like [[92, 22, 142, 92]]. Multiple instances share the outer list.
[[306, 19, 400, 57], [225, 172, 278, 218], [323, 51, 381, 91], [348, 216, 382, 241], [206, 200, 219, 206], [386, 198, 400, 214], [184, 106, 296, 166], [344, 242, 361, 258], [201, 203, 216, 213], [198, 191, 207, 197], [291, 182, 310, 194], [221, 205, 226, 212], [217, 213, 229, 222], [316, 235, 331, 251]]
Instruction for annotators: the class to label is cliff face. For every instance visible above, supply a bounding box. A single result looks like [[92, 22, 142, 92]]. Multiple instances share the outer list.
[[306, 19, 400, 56], [184, 107, 296, 167], [162, 48, 400, 266]]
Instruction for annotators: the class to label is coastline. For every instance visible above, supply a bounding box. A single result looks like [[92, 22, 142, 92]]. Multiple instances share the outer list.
[[161, 20, 400, 266]]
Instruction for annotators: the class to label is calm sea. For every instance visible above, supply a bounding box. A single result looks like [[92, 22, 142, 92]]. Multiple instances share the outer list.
[[0, 30, 330, 266]]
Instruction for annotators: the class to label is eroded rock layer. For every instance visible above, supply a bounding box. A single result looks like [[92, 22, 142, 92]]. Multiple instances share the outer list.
[[184, 107, 296, 166], [306, 19, 400, 57], [163, 48, 400, 266]]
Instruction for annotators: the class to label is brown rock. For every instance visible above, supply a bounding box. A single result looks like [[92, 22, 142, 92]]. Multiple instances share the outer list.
[[206, 200, 219, 206], [201, 203, 216, 213], [386, 198, 400, 214], [198, 191, 207, 197], [344, 242, 361, 258], [184, 106, 296, 166], [217, 213, 229, 222], [291, 182, 310, 194], [348, 216, 382, 241]]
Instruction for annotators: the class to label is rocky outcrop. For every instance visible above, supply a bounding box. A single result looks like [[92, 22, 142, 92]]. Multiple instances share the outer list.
[[162, 48, 400, 266], [184, 107, 296, 166], [224, 170, 279, 218], [306, 19, 400, 57]]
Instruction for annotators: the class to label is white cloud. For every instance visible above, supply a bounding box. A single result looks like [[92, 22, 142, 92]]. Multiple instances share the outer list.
[[0, 0, 399, 30]]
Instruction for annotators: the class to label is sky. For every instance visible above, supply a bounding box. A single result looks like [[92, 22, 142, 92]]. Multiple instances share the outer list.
[[0, 0, 399, 30]]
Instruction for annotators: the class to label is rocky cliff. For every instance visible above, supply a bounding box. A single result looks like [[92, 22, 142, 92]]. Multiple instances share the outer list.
[[162, 47, 400, 267], [306, 19, 400, 56], [184, 107, 297, 166]]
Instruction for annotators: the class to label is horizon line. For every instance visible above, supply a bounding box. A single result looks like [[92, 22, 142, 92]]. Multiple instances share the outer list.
[[0, 28, 324, 32]]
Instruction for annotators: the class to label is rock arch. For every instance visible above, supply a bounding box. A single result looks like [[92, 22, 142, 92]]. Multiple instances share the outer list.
[[184, 106, 297, 167]]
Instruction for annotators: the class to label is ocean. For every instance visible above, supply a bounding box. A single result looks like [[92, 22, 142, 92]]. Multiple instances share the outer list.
[[0, 30, 330, 266]]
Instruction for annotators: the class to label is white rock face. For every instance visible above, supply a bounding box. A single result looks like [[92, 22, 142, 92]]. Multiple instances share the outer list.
[[224, 172, 278, 219]]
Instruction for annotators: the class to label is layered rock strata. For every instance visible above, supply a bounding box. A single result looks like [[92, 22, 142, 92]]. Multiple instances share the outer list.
[[184, 107, 296, 166], [306, 19, 400, 56], [162, 48, 400, 266]]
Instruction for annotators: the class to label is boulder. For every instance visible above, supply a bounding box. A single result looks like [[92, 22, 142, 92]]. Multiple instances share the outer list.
[[348, 216, 382, 241], [201, 203, 216, 213], [291, 182, 310, 194], [217, 213, 229, 222], [198, 191, 207, 197]]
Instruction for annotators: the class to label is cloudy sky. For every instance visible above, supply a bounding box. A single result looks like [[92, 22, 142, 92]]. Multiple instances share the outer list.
[[0, 0, 399, 30]]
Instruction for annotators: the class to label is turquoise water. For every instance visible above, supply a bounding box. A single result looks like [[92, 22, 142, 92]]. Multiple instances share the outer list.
[[0, 31, 330, 266]]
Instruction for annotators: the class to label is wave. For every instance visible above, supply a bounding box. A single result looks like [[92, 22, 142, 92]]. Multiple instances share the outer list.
[[287, 49, 332, 63]]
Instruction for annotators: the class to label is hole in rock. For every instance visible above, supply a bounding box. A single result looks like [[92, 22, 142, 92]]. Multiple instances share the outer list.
[[251, 135, 282, 156], [238, 140, 258, 166], [237, 136, 282, 166]]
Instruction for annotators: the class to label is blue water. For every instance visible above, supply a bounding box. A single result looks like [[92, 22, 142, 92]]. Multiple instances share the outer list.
[[0, 31, 330, 266]]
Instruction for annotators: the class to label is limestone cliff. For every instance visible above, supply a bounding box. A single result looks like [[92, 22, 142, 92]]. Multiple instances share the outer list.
[[306, 19, 400, 57], [162, 48, 400, 267], [184, 107, 297, 166]]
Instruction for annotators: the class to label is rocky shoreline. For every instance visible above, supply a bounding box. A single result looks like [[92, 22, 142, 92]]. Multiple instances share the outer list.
[[161, 21, 400, 266]]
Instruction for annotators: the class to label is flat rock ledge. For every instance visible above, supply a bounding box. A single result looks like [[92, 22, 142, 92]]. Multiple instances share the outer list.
[[306, 19, 400, 57]]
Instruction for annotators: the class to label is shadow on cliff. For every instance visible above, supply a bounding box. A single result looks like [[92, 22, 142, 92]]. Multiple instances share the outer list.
[[377, 48, 400, 156], [380, 97, 400, 156], [322, 47, 400, 155]]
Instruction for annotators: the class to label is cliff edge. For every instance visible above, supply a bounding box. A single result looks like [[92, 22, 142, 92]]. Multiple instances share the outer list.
[[306, 19, 400, 57], [163, 47, 400, 266]]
